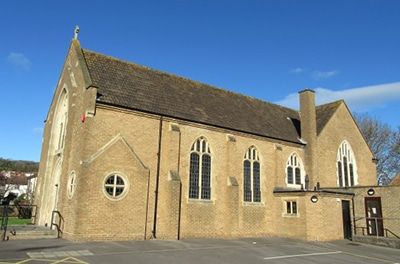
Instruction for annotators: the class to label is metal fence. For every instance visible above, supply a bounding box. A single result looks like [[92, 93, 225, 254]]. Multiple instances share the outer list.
[[1, 204, 37, 241], [0, 204, 37, 219]]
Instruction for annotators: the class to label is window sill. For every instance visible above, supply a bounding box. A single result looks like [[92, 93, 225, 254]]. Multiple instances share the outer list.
[[282, 213, 300, 218], [285, 184, 303, 189], [188, 199, 215, 205], [243, 202, 264, 207]]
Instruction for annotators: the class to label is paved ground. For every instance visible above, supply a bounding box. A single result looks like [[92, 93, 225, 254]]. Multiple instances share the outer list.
[[0, 236, 399, 264]]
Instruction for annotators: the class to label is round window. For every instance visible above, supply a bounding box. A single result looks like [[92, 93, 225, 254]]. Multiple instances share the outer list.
[[67, 171, 76, 199], [103, 173, 128, 200]]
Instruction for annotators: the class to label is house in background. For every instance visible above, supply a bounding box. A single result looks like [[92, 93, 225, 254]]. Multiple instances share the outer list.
[[25, 174, 37, 203], [0, 171, 28, 197], [34, 36, 399, 242], [0, 171, 37, 204]]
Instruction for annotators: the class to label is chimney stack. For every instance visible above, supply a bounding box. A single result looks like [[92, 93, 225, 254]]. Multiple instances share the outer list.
[[299, 89, 318, 187]]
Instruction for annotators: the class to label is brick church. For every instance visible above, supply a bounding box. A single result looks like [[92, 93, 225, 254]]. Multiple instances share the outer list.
[[34, 36, 399, 242]]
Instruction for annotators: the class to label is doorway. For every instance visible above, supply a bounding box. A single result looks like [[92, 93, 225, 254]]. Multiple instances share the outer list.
[[364, 197, 384, 236], [342, 200, 352, 239]]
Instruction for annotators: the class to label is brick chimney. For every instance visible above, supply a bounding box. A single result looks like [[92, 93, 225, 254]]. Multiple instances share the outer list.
[[299, 89, 318, 188]]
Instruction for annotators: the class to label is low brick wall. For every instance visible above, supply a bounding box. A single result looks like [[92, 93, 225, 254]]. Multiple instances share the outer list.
[[353, 235, 400, 249]]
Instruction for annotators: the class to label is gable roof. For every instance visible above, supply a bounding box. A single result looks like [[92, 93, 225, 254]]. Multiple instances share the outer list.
[[316, 100, 343, 135], [77, 41, 338, 144], [390, 173, 400, 186]]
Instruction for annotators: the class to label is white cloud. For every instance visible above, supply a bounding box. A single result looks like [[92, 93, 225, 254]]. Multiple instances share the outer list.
[[7, 52, 32, 70], [275, 82, 400, 112], [290, 67, 307, 74], [275, 92, 299, 109], [311, 70, 339, 80], [289, 68, 340, 80]]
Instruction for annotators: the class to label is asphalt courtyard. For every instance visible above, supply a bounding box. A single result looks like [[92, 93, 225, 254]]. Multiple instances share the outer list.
[[0, 237, 399, 264]]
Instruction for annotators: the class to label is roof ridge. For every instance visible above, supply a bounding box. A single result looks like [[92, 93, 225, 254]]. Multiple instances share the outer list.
[[316, 100, 343, 135], [316, 99, 343, 108]]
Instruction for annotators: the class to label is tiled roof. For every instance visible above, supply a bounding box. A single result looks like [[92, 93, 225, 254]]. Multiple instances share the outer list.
[[0, 175, 28, 185], [316, 100, 343, 135], [80, 47, 337, 144], [390, 173, 400, 186]]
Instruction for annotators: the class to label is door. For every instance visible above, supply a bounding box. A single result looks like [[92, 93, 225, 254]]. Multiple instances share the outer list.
[[365, 197, 384, 236], [342, 200, 352, 239]]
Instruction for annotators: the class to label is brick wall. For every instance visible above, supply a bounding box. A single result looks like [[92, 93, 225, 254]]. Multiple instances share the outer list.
[[317, 104, 377, 188], [350, 186, 400, 238], [35, 40, 382, 242]]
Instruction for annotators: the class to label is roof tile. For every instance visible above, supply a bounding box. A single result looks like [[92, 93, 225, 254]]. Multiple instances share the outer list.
[[81, 49, 337, 143]]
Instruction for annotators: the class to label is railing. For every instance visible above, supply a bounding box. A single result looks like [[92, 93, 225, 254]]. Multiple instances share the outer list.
[[355, 217, 400, 239], [356, 226, 400, 239], [1, 205, 9, 241], [50, 210, 64, 238], [1, 204, 38, 241], [385, 229, 400, 239], [0, 204, 37, 222]]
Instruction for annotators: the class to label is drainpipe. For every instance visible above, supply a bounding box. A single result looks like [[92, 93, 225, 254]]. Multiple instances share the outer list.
[[351, 194, 356, 237], [177, 181, 182, 240], [144, 170, 151, 240], [177, 128, 182, 240], [152, 116, 163, 238]]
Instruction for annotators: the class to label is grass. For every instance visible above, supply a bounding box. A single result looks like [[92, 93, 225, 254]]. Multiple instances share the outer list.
[[5, 217, 32, 225]]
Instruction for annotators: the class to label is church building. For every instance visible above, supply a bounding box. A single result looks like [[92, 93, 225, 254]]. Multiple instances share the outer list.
[[34, 37, 383, 242]]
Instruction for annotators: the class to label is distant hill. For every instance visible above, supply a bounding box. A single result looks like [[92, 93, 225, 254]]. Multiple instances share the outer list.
[[0, 158, 39, 172]]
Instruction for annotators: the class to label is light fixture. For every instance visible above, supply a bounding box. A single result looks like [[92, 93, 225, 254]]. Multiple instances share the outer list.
[[310, 195, 318, 203], [367, 188, 375, 196]]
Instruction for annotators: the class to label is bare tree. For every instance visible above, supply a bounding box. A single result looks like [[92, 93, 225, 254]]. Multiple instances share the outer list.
[[354, 113, 400, 185]]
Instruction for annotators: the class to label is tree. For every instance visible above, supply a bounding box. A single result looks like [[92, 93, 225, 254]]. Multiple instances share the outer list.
[[0, 158, 39, 172], [354, 113, 400, 185]]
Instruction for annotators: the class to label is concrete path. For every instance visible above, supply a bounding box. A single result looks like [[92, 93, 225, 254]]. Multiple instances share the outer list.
[[0, 237, 399, 264]]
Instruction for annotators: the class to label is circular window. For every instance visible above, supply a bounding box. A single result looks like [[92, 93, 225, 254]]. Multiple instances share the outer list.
[[67, 171, 76, 199], [103, 173, 128, 200]]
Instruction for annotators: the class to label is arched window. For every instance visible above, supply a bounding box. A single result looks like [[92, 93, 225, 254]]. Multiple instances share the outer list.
[[286, 153, 304, 187], [189, 137, 211, 200], [243, 146, 261, 202], [337, 141, 357, 187], [52, 88, 69, 152]]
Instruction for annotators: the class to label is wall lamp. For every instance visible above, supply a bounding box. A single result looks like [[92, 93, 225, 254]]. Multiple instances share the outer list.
[[367, 188, 375, 196], [310, 195, 318, 203]]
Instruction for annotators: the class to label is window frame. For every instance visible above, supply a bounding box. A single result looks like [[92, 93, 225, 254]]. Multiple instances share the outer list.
[[189, 137, 212, 200], [337, 141, 358, 187], [284, 200, 299, 217], [67, 170, 76, 199], [103, 172, 129, 201], [286, 153, 304, 188], [243, 146, 261, 203]]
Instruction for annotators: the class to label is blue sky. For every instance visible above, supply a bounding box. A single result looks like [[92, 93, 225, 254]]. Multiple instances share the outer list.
[[1, 1, 400, 162]]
